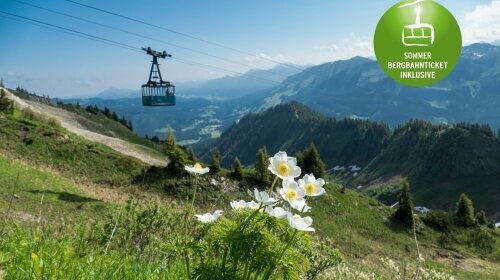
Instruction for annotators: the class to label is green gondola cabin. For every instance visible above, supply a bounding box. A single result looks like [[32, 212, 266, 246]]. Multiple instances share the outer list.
[[141, 47, 176, 106]]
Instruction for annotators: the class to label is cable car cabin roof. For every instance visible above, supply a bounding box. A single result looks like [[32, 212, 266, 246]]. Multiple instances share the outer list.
[[141, 84, 176, 106]]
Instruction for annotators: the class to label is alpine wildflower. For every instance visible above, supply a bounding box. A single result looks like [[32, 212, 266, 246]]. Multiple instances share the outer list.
[[184, 163, 210, 175], [268, 151, 301, 179]]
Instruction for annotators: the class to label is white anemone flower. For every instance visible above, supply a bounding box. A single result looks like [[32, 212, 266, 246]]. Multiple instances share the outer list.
[[195, 210, 223, 223], [246, 200, 260, 210], [287, 213, 315, 232], [279, 179, 311, 211], [279, 178, 305, 204], [291, 199, 312, 212], [266, 206, 288, 219], [254, 188, 276, 206], [184, 163, 209, 175], [230, 200, 248, 210], [298, 174, 326, 196], [268, 151, 301, 179]]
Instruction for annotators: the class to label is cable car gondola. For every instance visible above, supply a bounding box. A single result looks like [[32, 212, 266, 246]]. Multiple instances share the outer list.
[[141, 47, 175, 106]]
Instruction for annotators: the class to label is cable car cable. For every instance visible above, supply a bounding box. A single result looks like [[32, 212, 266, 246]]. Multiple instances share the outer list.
[[63, 0, 304, 72], [11, 0, 289, 79], [0, 10, 280, 85]]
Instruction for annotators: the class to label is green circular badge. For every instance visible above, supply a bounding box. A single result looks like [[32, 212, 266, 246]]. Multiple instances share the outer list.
[[374, 0, 462, 87]]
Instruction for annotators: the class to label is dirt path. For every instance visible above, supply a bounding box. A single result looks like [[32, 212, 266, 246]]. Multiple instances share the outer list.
[[3, 87, 167, 167]]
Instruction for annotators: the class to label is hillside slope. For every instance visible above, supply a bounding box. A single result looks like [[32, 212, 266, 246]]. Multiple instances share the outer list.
[[196, 101, 390, 167], [3, 87, 166, 166], [264, 43, 500, 128], [198, 101, 500, 218], [356, 120, 500, 220], [1, 94, 499, 279]]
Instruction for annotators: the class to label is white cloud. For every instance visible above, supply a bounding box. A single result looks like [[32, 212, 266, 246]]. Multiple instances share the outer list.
[[244, 53, 297, 69], [461, 0, 500, 45], [311, 33, 373, 64]]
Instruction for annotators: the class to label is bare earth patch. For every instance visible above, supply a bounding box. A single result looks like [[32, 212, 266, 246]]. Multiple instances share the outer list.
[[3, 87, 166, 167]]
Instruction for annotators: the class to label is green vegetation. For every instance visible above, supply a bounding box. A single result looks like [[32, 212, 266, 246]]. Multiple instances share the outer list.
[[357, 120, 500, 218], [477, 210, 489, 226], [198, 102, 390, 167], [232, 157, 243, 180], [210, 150, 221, 174], [296, 143, 327, 178], [0, 88, 14, 114], [1, 97, 499, 279], [164, 128, 188, 175], [454, 193, 476, 228], [199, 102, 500, 218], [255, 147, 271, 185], [0, 155, 108, 223], [0, 107, 144, 186], [393, 180, 414, 228]]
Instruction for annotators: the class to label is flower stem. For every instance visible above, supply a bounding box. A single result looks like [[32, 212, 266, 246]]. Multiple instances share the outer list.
[[268, 176, 279, 195], [236, 203, 265, 233], [220, 246, 229, 274], [263, 229, 298, 280], [183, 176, 199, 279]]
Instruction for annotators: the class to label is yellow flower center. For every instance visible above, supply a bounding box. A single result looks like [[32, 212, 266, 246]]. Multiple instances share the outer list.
[[277, 162, 290, 177], [194, 163, 203, 170], [285, 189, 298, 201], [31, 252, 38, 260], [304, 183, 317, 195]]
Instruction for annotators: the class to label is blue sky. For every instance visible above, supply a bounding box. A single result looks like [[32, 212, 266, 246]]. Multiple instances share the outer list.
[[0, 0, 498, 97]]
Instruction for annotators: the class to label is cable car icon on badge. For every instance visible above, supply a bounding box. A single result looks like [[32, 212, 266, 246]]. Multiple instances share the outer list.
[[399, 0, 434, 47]]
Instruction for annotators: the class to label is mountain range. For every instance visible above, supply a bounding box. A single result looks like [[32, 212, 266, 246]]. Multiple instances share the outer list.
[[197, 101, 500, 219], [261, 43, 500, 128], [65, 43, 500, 145]]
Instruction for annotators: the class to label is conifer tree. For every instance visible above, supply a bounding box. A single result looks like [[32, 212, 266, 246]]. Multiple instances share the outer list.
[[454, 193, 476, 228], [233, 157, 243, 180], [255, 147, 271, 185], [301, 143, 326, 178], [111, 112, 119, 121], [476, 210, 488, 226], [186, 147, 197, 163], [210, 150, 221, 174], [394, 179, 414, 227], [103, 107, 111, 117], [296, 151, 305, 170], [165, 128, 187, 174]]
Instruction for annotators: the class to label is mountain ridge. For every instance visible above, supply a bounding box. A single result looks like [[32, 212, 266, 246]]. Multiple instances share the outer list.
[[197, 101, 500, 218]]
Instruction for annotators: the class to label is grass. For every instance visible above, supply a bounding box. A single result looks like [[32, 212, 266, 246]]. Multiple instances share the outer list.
[[0, 108, 145, 186], [309, 183, 500, 279], [1, 105, 500, 279], [0, 155, 109, 226], [68, 106, 163, 154]]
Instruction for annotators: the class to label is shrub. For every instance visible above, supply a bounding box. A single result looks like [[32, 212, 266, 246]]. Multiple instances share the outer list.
[[21, 107, 37, 120], [186, 150, 336, 279], [306, 238, 343, 279], [468, 228, 496, 255], [421, 210, 454, 233], [0, 88, 14, 114]]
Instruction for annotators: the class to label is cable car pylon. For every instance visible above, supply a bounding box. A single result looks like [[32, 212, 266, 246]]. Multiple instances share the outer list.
[[141, 47, 176, 106]]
